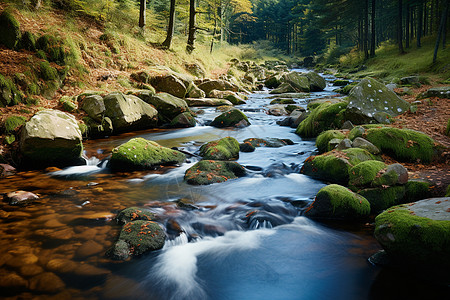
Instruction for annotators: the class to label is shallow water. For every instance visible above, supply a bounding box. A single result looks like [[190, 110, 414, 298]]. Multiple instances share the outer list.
[[1, 73, 447, 299]]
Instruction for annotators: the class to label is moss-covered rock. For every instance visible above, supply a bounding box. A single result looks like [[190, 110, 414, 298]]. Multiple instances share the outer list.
[[374, 198, 450, 267], [39, 61, 59, 81], [305, 72, 326, 91], [82, 116, 113, 139], [184, 160, 246, 185], [136, 91, 189, 120], [19, 31, 36, 51], [281, 72, 310, 92], [4, 115, 26, 134], [109, 138, 185, 171], [116, 207, 156, 225], [199, 137, 240, 161], [0, 74, 23, 107], [210, 108, 250, 128], [304, 184, 370, 220], [372, 163, 408, 187], [316, 130, 346, 153], [242, 137, 294, 148], [365, 127, 435, 163], [446, 118, 450, 137], [35, 34, 68, 65], [349, 160, 387, 188], [81, 94, 105, 122], [301, 148, 375, 185], [0, 11, 20, 49], [358, 186, 406, 213], [224, 93, 246, 105], [169, 112, 196, 128], [405, 180, 432, 202], [270, 98, 296, 105], [351, 137, 380, 154], [296, 101, 348, 138], [59, 96, 77, 112], [446, 185, 450, 197]]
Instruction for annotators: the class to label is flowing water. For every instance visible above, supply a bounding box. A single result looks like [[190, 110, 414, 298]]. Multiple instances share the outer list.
[[1, 71, 445, 299]]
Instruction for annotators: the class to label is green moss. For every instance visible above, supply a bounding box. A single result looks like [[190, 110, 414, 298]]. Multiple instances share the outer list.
[[296, 101, 348, 138], [19, 31, 36, 51], [5, 134, 15, 144], [36, 50, 47, 60], [36, 34, 58, 52], [446, 119, 450, 137], [305, 184, 370, 219], [358, 186, 405, 213], [349, 160, 387, 188], [405, 180, 432, 202], [375, 205, 450, 266], [270, 98, 296, 105], [169, 112, 196, 128], [210, 109, 250, 128], [0, 74, 23, 107], [316, 130, 346, 153], [118, 220, 165, 256], [35, 34, 69, 65], [4, 115, 26, 134], [116, 207, 156, 225], [39, 61, 59, 81], [199, 137, 240, 161], [340, 82, 358, 94], [185, 160, 246, 185], [0, 11, 21, 49], [59, 96, 77, 112], [446, 185, 450, 197], [365, 127, 435, 163], [110, 138, 186, 170]]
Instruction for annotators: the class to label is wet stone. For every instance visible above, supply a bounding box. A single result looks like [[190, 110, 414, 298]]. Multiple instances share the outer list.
[[29, 272, 65, 293], [75, 240, 104, 259], [19, 264, 44, 277], [0, 272, 28, 290], [46, 258, 78, 274], [4, 191, 39, 206]]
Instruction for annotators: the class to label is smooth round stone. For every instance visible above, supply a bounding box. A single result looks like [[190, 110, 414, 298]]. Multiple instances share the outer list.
[[46, 258, 78, 273], [0, 272, 28, 289], [19, 264, 44, 277], [6, 253, 39, 268], [74, 264, 111, 277], [75, 240, 104, 258], [29, 272, 65, 293], [43, 219, 65, 228]]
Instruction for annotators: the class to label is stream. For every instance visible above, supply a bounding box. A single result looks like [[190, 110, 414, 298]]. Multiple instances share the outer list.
[[0, 70, 444, 299]]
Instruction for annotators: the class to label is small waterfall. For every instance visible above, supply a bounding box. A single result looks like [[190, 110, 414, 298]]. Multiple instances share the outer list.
[[50, 155, 106, 177], [164, 232, 189, 248]]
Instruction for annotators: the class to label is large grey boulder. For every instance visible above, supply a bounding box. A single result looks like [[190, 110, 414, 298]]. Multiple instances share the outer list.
[[281, 72, 310, 92], [346, 78, 411, 124], [20, 109, 84, 168], [81, 95, 105, 122], [185, 98, 233, 107], [424, 86, 450, 99], [197, 80, 239, 95], [305, 72, 326, 91], [150, 74, 187, 98], [103, 92, 158, 132], [135, 92, 189, 120]]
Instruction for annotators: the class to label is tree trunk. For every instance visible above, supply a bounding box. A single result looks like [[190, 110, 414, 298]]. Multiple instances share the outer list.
[[433, 0, 449, 62], [186, 0, 196, 53], [370, 0, 376, 57], [210, 5, 218, 53], [139, 0, 146, 33], [364, 0, 369, 59], [398, 0, 404, 53], [417, 1, 423, 48], [162, 0, 176, 49], [406, 3, 410, 48], [33, 0, 42, 10]]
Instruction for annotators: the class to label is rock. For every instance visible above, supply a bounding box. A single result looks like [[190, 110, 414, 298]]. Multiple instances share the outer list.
[[210, 109, 250, 128], [242, 138, 294, 148], [304, 184, 370, 220], [269, 82, 297, 94], [352, 137, 380, 154], [20, 109, 84, 168], [75, 240, 104, 258], [296, 101, 348, 138], [46, 258, 78, 273], [150, 74, 187, 98], [239, 142, 255, 152], [365, 127, 435, 163], [373, 163, 409, 186], [199, 137, 240, 160], [276, 110, 307, 128], [264, 74, 282, 89], [281, 72, 310, 92], [348, 160, 387, 188], [185, 160, 246, 185], [424, 86, 450, 99], [333, 79, 350, 86], [103, 92, 158, 132], [316, 130, 346, 153], [404, 180, 432, 202], [106, 240, 131, 260], [400, 76, 419, 85], [29, 272, 65, 293], [358, 186, 406, 213], [301, 148, 375, 185], [169, 112, 196, 128], [305, 72, 326, 91], [374, 198, 450, 267], [0, 164, 16, 177], [345, 78, 411, 124], [109, 138, 185, 170], [81, 94, 105, 122], [116, 207, 155, 224], [185, 62, 206, 78], [186, 83, 206, 98], [341, 120, 354, 130], [197, 80, 238, 95], [83, 116, 113, 138], [348, 125, 367, 140], [225, 93, 246, 105], [385, 83, 397, 91], [307, 98, 343, 110], [267, 104, 288, 116], [270, 98, 296, 105], [19, 264, 44, 277], [130, 71, 151, 83], [135, 92, 189, 120], [336, 138, 352, 151], [0, 272, 28, 291], [185, 98, 233, 107], [0, 11, 21, 49], [4, 190, 39, 206], [116, 220, 165, 257]]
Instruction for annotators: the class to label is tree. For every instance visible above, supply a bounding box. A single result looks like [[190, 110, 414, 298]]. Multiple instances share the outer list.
[[370, 0, 376, 57], [186, 0, 197, 53], [139, 0, 146, 34], [398, 0, 404, 53], [162, 0, 176, 49], [433, 0, 449, 62]]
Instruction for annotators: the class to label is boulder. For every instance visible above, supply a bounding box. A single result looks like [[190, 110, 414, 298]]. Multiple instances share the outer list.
[[150, 74, 187, 98], [103, 92, 158, 132], [304, 184, 370, 220], [307, 98, 343, 110], [185, 62, 206, 78], [404, 180, 432, 202], [352, 137, 380, 154], [424, 86, 450, 99], [336, 138, 352, 151], [316, 130, 346, 153], [372, 163, 409, 186], [20, 109, 83, 168], [267, 104, 288, 116], [0, 163, 16, 178], [199, 137, 240, 160], [135, 92, 189, 120], [83, 116, 113, 138], [109, 138, 185, 171], [364, 127, 435, 163], [0, 11, 21, 49], [305, 72, 326, 91], [374, 198, 450, 267], [264, 74, 282, 89], [169, 112, 196, 128], [281, 72, 310, 92], [4, 191, 39, 206], [116, 207, 156, 225], [301, 148, 375, 185], [197, 80, 238, 95], [186, 83, 206, 98], [184, 160, 246, 185], [358, 186, 406, 213], [185, 98, 233, 107], [296, 101, 348, 138], [276, 110, 307, 128], [270, 98, 296, 105], [348, 160, 387, 188], [242, 138, 294, 148], [269, 82, 297, 94], [209, 90, 245, 105], [81, 95, 105, 122], [346, 78, 411, 124], [29, 272, 65, 293], [210, 109, 250, 128]]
